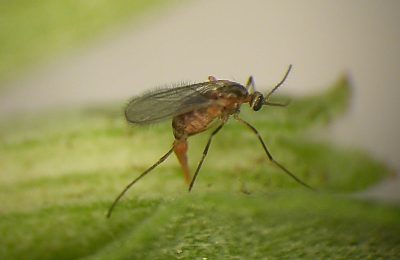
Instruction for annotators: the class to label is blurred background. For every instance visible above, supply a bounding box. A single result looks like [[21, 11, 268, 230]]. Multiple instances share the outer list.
[[1, 0, 399, 197], [1, 1, 400, 258]]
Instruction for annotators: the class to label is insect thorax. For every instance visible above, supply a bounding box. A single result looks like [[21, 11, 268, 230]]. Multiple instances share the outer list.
[[213, 80, 249, 99]]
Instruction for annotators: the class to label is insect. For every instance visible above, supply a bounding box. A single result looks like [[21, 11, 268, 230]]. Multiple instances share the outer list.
[[107, 65, 313, 218]]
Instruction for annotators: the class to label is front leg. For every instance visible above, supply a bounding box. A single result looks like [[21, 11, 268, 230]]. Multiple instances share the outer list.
[[234, 116, 314, 190]]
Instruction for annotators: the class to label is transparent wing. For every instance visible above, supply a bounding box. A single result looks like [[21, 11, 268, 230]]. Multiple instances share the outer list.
[[125, 82, 220, 125]]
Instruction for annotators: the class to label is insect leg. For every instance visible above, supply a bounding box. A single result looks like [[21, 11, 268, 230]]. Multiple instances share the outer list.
[[245, 76, 255, 93], [235, 116, 314, 190], [189, 124, 224, 192], [107, 147, 174, 218], [173, 138, 192, 185]]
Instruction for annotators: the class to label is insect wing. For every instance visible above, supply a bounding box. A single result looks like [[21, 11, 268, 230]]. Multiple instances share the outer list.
[[125, 82, 219, 125]]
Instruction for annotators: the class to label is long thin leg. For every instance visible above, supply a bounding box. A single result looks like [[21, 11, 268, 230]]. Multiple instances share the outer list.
[[188, 124, 224, 192], [235, 116, 314, 190], [107, 147, 174, 218]]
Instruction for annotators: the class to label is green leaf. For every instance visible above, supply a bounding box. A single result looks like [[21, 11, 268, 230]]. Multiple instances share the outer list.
[[1, 194, 399, 259], [0, 76, 398, 259]]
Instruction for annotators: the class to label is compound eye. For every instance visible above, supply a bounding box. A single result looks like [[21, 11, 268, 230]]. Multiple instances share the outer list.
[[251, 93, 264, 111], [253, 98, 263, 111]]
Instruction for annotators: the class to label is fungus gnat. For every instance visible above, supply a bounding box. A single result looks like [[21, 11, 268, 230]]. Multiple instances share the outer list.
[[107, 65, 313, 218]]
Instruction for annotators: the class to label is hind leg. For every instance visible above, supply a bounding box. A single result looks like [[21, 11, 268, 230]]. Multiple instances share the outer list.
[[173, 138, 191, 185]]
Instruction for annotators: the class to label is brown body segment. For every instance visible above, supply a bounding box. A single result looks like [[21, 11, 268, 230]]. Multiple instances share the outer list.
[[172, 78, 250, 185], [172, 105, 222, 185]]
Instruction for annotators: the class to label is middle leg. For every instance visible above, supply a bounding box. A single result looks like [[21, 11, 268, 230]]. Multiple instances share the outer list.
[[189, 123, 224, 191]]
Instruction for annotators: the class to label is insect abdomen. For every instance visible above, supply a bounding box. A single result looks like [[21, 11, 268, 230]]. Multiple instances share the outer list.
[[172, 105, 222, 139]]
